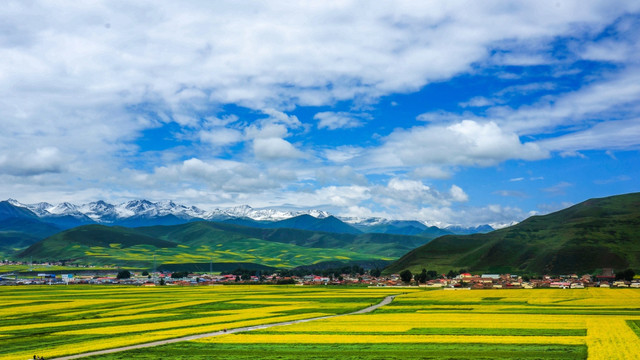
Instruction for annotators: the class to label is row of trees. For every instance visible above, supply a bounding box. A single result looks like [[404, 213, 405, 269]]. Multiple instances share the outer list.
[[615, 268, 636, 281], [399, 268, 441, 284], [399, 268, 638, 284]]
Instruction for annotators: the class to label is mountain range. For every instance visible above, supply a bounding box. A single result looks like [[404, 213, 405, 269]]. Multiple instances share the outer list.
[[3, 193, 639, 275], [0, 199, 487, 262], [4, 198, 493, 234]]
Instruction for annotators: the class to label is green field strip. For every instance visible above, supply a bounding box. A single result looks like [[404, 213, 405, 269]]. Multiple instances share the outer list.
[[0, 313, 182, 334], [246, 328, 587, 336], [628, 320, 640, 339], [80, 343, 589, 360]]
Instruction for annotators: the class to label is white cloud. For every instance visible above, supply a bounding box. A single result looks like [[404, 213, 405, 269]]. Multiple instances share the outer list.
[[369, 120, 548, 169], [261, 108, 301, 129], [459, 96, 495, 108], [314, 185, 371, 207], [410, 166, 451, 180], [323, 146, 363, 163], [243, 110, 306, 160], [538, 118, 640, 152], [414, 204, 529, 228], [0, 147, 67, 176], [314, 111, 368, 130], [253, 137, 303, 160], [373, 178, 466, 211], [449, 185, 468, 202], [199, 127, 243, 146], [496, 67, 640, 136]]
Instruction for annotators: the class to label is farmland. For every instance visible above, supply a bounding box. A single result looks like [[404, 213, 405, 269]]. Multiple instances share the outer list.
[[1, 287, 640, 359], [0, 285, 400, 360]]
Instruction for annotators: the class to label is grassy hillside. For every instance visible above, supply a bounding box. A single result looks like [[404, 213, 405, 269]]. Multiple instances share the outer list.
[[386, 192, 640, 275], [0, 232, 41, 257], [0, 202, 63, 257], [222, 214, 363, 234], [16, 221, 430, 269]]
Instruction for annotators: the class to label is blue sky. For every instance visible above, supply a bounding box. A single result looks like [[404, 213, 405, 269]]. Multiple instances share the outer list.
[[1, 1, 639, 227]]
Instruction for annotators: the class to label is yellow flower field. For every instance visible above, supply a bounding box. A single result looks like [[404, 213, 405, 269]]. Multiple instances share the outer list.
[[0, 285, 401, 360], [194, 288, 640, 360], [1, 286, 640, 359]]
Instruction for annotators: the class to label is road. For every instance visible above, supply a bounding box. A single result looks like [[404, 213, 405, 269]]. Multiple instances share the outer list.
[[50, 294, 397, 360]]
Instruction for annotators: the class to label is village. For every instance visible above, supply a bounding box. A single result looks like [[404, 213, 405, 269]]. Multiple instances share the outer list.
[[1, 261, 639, 289]]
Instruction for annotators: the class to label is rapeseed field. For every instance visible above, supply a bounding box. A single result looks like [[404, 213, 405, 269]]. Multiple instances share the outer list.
[[0, 285, 399, 360], [1, 286, 640, 359]]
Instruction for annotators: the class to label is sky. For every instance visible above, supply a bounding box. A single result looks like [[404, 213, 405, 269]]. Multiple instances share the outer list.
[[1, 1, 639, 227]]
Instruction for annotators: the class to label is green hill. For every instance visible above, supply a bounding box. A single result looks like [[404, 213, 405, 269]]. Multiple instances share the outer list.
[[17, 221, 431, 269], [0, 202, 63, 257], [222, 214, 363, 234], [386, 192, 640, 275]]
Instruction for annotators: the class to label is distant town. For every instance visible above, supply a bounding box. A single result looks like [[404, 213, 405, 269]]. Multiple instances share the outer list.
[[1, 260, 638, 289]]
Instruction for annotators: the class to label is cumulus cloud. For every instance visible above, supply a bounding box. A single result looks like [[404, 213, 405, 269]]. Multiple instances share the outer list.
[[242, 110, 306, 160], [369, 120, 548, 169], [449, 185, 468, 202], [372, 178, 468, 211], [0, 147, 67, 176], [313, 185, 371, 207], [199, 127, 243, 146], [253, 137, 303, 160]]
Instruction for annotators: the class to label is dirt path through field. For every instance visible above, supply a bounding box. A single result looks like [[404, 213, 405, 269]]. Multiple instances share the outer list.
[[50, 294, 397, 360]]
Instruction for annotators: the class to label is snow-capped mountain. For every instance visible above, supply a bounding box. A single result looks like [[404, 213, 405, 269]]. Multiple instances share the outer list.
[[339, 216, 389, 226], [6, 199, 329, 225], [8, 199, 50, 217], [5, 198, 497, 234], [206, 205, 330, 221], [8, 199, 91, 220]]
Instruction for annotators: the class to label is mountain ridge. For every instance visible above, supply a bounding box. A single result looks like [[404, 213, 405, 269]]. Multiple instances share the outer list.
[[385, 192, 640, 275], [5, 198, 494, 234]]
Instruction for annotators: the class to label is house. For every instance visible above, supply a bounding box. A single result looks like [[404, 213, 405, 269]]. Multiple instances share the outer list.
[[482, 274, 500, 280], [550, 282, 571, 289], [597, 268, 616, 282]]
